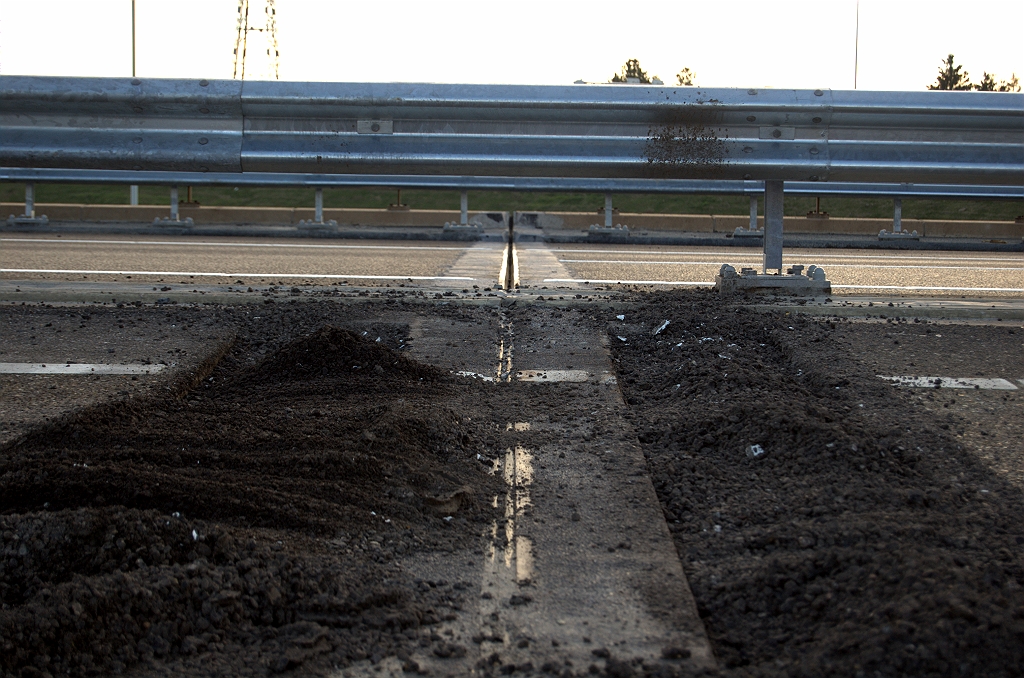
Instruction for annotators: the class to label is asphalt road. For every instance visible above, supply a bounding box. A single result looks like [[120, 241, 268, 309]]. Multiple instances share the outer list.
[[543, 244, 1024, 297], [2, 234, 1023, 297], [0, 235, 476, 283]]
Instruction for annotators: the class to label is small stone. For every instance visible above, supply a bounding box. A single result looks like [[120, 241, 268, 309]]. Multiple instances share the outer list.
[[662, 646, 691, 659]]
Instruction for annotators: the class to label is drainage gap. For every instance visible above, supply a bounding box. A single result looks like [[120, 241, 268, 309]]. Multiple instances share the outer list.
[[496, 308, 514, 382], [503, 215, 516, 291]]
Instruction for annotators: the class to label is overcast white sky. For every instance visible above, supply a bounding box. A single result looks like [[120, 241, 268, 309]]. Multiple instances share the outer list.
[[0, 0, 1020, 90]]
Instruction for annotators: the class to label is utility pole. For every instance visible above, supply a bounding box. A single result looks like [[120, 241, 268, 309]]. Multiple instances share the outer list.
[[130, 0, 139, 206], [854, 0, 860, 90]]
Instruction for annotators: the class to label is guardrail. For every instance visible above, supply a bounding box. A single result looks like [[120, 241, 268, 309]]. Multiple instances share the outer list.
[[2, 167, 1023, 200], [3, 76, 1021, 268], [1, 76, 1022, 185]]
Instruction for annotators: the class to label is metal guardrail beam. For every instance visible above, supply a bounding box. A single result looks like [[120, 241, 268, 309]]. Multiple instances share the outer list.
[[2, 167, 1022, 201], [1, 76, 1022, 185]]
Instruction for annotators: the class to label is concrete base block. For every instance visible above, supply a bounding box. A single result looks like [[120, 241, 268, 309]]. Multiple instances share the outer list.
[[588, 223, 629, 236], [879, 229, 920, 241], [152, 217, 194, 227], [716, 264, 831, 296], [732, 227, 763, 239], [6, 215, 49, 226], [442, 222, 483, 234], [297, 219, 338, 229]]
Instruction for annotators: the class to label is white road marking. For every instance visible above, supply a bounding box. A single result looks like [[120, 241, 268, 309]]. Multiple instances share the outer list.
[[542, 278, 713, 286], [0, 363, 166, 374], [516, 369, 617, 384], [541, 278, 1023, 293], [880, 376, 1018, 390], [455, 370, 496, 382], [558, 259, 1023, 271], [832, 284, 1024, 292], [548, 248, 1022, 263], [0, 238, 481, 251], [0, 269, 474, 281]]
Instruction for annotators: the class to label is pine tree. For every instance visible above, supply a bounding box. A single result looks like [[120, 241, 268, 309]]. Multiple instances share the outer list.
[[927, 54, 972, 90]]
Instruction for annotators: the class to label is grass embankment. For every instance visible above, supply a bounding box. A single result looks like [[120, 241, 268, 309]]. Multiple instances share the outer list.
[[2, 184, 1021, 221]]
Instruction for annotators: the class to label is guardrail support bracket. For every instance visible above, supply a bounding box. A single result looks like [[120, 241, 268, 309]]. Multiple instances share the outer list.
[[733, 194, 763, 239], [6, 182, 49, 226], [153, 185, 194, 227], [879, 197, 919, 240], [299, 187, 338, 229]]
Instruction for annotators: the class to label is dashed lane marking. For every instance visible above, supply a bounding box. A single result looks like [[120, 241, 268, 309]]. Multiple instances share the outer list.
[[881, 376, 1018, 390], [0, 363, 166, 375], [515, 369, 617, 384]]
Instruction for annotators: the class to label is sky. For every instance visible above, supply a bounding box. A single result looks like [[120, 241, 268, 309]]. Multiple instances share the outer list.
[[0, 0, 1021, 91]]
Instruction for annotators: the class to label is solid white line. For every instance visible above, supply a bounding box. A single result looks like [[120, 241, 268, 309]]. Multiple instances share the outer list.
[[560, 259, 757, 266], [548, 248, 1022, 263], [542, 278, 713, 286], [0, 363, 166, 374], [542, 279, 1024, 292], [832, 284, 1024, 292], [558, 259, 1023, 271], [0, 237, 480, 251], [0, 268, 474, 280], [880, 376, 1018, 390]]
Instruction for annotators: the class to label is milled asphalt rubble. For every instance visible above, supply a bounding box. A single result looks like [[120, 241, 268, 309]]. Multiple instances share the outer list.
[[3, 223, 1022, 676]]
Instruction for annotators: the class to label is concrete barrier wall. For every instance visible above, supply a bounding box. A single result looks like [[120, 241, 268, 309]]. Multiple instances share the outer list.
[[4, 202, 1021, 239]]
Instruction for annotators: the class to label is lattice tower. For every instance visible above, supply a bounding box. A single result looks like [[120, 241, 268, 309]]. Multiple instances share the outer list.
[[233, 0, 279, 80]]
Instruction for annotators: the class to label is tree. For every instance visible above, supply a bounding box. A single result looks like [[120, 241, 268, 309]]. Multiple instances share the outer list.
[[611, 59, 651, 84], [928, 54, 972, 90], [675, 68, 696, 86], [973, 71, 1020, 92], [975, 71, 998, 91], [996, 74, 1020, 92]]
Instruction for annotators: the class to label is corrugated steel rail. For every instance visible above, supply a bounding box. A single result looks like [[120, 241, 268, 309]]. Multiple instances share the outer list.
[[1, 76, 1022, 185], [2, 167, 1021, 201]]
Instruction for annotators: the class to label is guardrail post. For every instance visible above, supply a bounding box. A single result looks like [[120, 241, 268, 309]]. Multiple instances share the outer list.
[[129, 185, 139, 206], [25, 183, 35, 218], [152, 185, 193, 226], [604, 193, 613, 228], [763, 180, 784, 273], [170, 186, 179, 221], [5, 182, 49, 226], [460, 190, 468, 225], [749, 195, 758, 230], [298, 187, 337, 229], [878, 196, 917, 239]]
